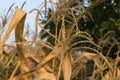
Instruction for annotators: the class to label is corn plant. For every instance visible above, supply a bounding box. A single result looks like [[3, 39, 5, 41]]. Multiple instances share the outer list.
[[0, 0, 120, 80]]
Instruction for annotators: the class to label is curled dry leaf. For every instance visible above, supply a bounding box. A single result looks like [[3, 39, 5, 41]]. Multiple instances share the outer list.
[[0, 7, 26, 55], [14, 7, 29, 73], [74, 52, 97, 64]]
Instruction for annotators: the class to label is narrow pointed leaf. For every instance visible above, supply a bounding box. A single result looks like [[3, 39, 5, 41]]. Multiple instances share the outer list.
[[63, 53, 72, 80], [15, 8, 27, 63]]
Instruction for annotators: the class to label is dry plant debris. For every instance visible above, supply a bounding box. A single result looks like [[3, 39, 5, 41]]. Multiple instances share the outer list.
[[0, 0, 120, 80]]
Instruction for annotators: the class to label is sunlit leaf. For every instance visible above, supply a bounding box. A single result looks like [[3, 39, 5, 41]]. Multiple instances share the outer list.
[[63, 53, 72, 80], [0, 7, 26, 57]]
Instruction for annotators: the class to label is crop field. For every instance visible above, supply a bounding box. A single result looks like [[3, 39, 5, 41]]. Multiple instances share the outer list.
[[0, 0, 120, 80]]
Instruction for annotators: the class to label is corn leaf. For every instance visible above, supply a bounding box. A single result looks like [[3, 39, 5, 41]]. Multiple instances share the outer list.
[[15, 8, 26, 63], [39, 68, 56, 80], [0, 7, 26, 56], [63, 53, 72, 80]]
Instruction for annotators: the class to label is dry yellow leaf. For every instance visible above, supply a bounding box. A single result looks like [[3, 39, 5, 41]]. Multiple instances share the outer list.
[[74, 52, 97, 63], [15, 8, 27, 63], [37, 44, 62, 68], [39, 68, 56, 80], [104, 68, 120, 79], [63, 53, 72, 80], [35, 13, 39, 35], [0, 7, 26, 56]]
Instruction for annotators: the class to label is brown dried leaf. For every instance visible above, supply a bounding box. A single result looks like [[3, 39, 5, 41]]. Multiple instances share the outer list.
[[35, 13, 39, 34], [39, 68, 56, 80], [37, 44, 62, 68], [15, 8, 27, 63], [104, 68, 120, 79], [0, 7, 26, 56], [74, 52, 97, 63], [14, 8, 29, 73], [63, 53, 72, 80]]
